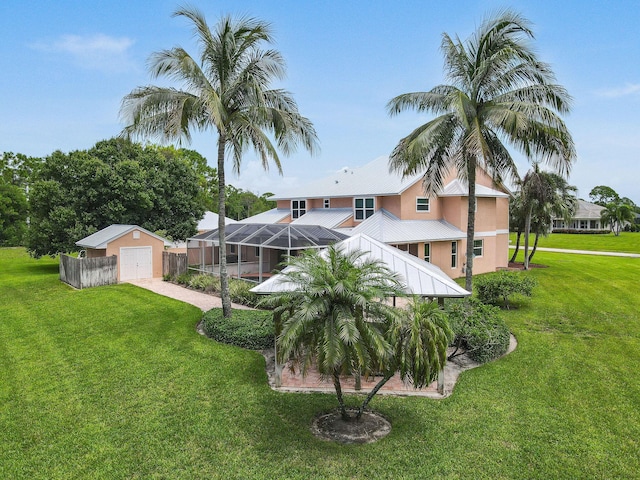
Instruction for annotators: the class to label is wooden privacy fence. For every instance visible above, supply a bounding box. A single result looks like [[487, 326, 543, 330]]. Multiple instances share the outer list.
[[59, 254, 117, 289], [163, 251, 187, 277]]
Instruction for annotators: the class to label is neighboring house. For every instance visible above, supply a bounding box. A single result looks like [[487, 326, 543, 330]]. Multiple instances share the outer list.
[[239, 155, 510, 279], [76, 225, 171, 282], [551, 199, 606, 232]]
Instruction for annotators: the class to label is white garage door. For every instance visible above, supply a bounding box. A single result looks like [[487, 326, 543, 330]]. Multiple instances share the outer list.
[[120, 247, 153, 281]]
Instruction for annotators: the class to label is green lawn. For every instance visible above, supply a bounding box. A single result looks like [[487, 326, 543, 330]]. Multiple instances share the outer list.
[[1, 247, 639, 479], [510, 231, 640, 254]]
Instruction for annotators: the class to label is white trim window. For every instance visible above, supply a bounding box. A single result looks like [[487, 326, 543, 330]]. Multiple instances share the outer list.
[[424, 243, 431, 263], [451, 241, 457, 269], [354, 197, 375, 221], [416, 197, 430, 212], [323, 198, 330, 209], [291, 199, 306, 219], [473, 239, 483, 257]]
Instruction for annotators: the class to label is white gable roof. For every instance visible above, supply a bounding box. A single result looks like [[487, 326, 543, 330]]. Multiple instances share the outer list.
[[239, 208, 290, 224], [198, 211, 236, 230], [251, 233, 470, 297], [270, 156, 423, 200], [76, 224, 170, 249], [572, 200, 605, 219], [351, 209, 465, 243], [440, 179, 510, 198]]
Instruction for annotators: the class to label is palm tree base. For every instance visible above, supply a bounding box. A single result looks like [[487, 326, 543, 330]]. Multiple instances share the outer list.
[[311, 408, 391, 444]]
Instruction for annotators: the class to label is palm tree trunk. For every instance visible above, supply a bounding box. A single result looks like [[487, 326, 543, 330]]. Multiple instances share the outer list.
[[465, 158, 476, 292], [523, 209, 532, 270], [509, 231, 521, 263], [217, 134, 232, 318], [529, 231, 540, 263], [357, 372, 394, 419], [333, 370, 348, 421]]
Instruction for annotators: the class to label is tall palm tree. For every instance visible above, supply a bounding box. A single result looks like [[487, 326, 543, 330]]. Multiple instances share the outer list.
[[387, 9, 576, 291], [120, 7, 318, 317], [518, 164, 577, 268], [260, 246, 451, 421], [601, 202, 635, 236]]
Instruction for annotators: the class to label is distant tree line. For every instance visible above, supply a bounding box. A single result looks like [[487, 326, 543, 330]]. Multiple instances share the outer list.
[[0, 138, 275, 255]]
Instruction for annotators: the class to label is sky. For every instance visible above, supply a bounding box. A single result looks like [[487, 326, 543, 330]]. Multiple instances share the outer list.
[[1, 0, 639, 202]]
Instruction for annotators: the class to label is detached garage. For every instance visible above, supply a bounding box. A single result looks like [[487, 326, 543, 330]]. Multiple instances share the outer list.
[[75, 225, 170, 282]]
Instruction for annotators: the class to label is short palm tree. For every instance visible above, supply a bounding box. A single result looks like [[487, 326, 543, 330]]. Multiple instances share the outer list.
[[120, 7, 318, 317], [261, 246, 452, 421], [387, 9, 576, 290], [601, 202, 635, 236], [517, 164, 577, 268]]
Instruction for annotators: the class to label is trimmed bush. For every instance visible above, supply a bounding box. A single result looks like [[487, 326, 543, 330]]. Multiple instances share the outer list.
[[475, 271, 536, 309], [229, 278, 259, 307], [446, 299, 510, 363], [202, 308, 274, 350], [188, 274, 220, 293]]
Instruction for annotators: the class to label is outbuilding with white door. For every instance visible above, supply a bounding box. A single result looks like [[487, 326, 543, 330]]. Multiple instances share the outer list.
[[75, 225, 170, 282]]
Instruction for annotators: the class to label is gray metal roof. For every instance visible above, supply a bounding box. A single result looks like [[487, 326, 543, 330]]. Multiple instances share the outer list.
[[76, 224, 171, 249], [350, 209, 465, 243], [440, 179, 510, 198], [290, 208, 353, 228], [571, 200, 605, 220], [270, 156, 424, 200], [238, 208, 290, 224], [189, 223, 349, 250], [251, 233, 470, 298]]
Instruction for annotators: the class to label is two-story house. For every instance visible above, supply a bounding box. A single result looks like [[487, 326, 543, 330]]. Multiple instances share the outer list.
[[238, 155, 510, 279]]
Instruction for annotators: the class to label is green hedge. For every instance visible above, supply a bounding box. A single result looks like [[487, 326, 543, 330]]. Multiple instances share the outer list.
[[202, 308, 274, 350], [475, 271, 536, 309], [445, 299, 511, 363]]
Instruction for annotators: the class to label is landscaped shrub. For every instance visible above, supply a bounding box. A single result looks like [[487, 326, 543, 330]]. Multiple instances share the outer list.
[[202, 308, 274, 350], [445, 299, 510, 363], [188, 274, 220, 293], [475, 271, 537, 309], [175, 272, 192, 286], [229, 278, 260, 307]]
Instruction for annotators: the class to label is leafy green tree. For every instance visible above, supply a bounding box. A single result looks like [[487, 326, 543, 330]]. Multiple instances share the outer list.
[[260, 246, 451, 421], [120, 7, 318, 318], [27, 138, 204, 257], [601, 202, 635, 236], [387, 9, 575, 290], [0, 178, 28, 246], [589, 185, 620, 207], [225, 185, 276, 220]]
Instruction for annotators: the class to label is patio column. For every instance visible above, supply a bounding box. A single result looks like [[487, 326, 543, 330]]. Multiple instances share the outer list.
[[200, 242, 205, 272], [237, 244, 242, 280], [258, 247, 263, 283]]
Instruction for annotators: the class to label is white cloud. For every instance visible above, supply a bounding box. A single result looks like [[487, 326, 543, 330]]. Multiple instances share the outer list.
[[31, 34, 136, 73], [597, 83, 640, 98]]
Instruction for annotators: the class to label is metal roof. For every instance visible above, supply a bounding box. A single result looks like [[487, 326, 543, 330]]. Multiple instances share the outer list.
[[440, 179, 510, 198], [238, 208, 290, 224], [290, 208, 353, 228], [251, 233, 470, 298], [76, 224, 171, 249], [570, 200, 605, 220], [198, 211, 236, 230], [189, 223, 349, 250], [270, 156, 424, 200], [350, 209, 465, 243]]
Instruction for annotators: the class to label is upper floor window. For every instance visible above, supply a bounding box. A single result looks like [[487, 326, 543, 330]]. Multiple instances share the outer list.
[[424, 243, 431, 263], [323, 198, 330, 209], [416, 197, 430, 212], [354, 197, 375, 221], [291, 199, 306, 219], [473, 239, 483, 257], [451, 241, 457, 269]]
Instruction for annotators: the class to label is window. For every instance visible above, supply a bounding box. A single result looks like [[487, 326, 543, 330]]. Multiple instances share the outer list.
[[291, 200, 306, 219], [424, 243, 431, 263], [590, 220, 597, 229], [416, 197, 430, 212], [579, 220, 588, 229], [451, 241, 457, 269], [255, 247, 260, 257], [323, 198, 330, 209], [229, 244, 237, 254], [354, 197, 375, 221], [473, 239, 483, 257]]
